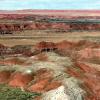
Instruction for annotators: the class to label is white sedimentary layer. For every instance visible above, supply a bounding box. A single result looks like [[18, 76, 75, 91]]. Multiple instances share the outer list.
[[42, 86, 70, 100]]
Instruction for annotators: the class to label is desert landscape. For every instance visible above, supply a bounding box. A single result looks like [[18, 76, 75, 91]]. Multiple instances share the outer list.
[[0, 10, 100, 100]]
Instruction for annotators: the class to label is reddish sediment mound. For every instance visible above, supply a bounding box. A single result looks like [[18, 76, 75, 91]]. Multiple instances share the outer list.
[[28, 78, 51, 93], [0, 58, 26, 66], [35, 41, 56, 51], [9, 72, 33, 88], [34, 68, 53, 81], [28, 68, 61, 93], [75, 62, 97, 73], [0, 71, 12, 83], [65, 62, 100, 100], [56, 40, 76, 50], [34, 40, 76, 57]]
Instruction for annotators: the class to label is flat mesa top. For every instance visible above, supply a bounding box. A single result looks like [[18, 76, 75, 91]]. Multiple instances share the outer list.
[[0, 10, 100, 16]]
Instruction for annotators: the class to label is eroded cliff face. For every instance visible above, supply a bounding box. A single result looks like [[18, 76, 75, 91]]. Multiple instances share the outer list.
[[1, 14, 100, 33], [1, 22, 100, 32], [0, 23, 33, 32]]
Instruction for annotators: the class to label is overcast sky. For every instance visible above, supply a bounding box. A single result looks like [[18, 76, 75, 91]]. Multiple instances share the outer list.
[[0, 0, 100, 10]]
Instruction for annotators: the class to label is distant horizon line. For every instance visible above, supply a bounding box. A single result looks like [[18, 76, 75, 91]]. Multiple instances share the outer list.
[[0, 9, 100, 11], [0, 9, 100, 15]]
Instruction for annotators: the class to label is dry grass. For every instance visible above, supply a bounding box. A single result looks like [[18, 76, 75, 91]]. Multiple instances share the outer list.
[[0, 30, 100, 46]]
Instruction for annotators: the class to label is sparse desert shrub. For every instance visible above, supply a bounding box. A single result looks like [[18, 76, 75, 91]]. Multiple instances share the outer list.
[[0, 84, 41, 100]]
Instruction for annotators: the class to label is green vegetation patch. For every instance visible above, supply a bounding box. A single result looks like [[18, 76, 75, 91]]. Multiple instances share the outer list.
[[0, 84, 41, 100]]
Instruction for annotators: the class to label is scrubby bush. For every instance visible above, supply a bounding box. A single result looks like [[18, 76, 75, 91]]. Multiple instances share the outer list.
[[0, 84, 41, 100]]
